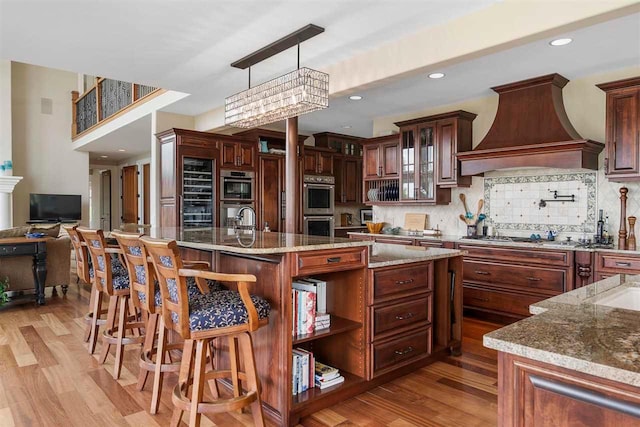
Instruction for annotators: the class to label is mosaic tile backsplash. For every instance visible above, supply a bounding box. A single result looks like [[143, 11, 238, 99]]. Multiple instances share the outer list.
[[484, 172, 597, 233]]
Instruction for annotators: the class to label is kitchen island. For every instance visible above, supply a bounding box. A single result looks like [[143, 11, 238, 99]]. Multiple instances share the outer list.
[[484, 274, 640, 426], [160, 228, 464, 426]]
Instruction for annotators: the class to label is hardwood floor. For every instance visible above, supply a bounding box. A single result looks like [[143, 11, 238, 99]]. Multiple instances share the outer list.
[[0, 281, 499, 427]]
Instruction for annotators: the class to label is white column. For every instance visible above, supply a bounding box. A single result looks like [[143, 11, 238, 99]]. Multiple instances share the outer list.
[[0, 176, 22, 229]]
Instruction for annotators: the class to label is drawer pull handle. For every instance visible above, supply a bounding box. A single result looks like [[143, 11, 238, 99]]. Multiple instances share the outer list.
[[395, 312, 414, 320], [394, 346, 414, 356], [326, 257, 342, 263], [526, 277, 542, 282], [395, 279, 414, 285], [474, 270, 490, 275], [470, 296, 489, 302], [615, 262, 632, 267]]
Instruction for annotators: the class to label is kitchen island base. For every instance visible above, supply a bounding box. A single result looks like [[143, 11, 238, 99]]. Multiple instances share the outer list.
[[178, 242, 463, 426]]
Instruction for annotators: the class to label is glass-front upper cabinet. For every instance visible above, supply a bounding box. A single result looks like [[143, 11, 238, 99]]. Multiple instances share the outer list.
[[417, 124, 436, 201], [400, 127, 416, 200]]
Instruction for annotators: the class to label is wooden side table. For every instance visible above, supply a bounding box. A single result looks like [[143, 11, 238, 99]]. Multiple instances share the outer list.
[[0, 237, 48, 305]]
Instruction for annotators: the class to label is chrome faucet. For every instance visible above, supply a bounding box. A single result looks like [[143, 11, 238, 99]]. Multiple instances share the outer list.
[[234, 206, 256, 230]]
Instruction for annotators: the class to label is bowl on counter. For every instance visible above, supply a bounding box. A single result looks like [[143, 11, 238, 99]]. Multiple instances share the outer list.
[[366, 222, 384, 234]]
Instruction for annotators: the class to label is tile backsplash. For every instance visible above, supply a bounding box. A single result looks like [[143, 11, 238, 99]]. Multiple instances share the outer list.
[[485, 172, 597, 233]]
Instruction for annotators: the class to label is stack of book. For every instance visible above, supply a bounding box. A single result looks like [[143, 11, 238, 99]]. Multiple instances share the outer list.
[[292, 277, 330, 336], [314, 361, 345, 390], [292, 348, 314, 395]]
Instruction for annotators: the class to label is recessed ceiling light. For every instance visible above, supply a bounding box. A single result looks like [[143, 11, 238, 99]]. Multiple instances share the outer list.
[[549, 38, 572, 46], [349, 95, 362, 101], [100, 155, 108, 158], [342, 125, 352, 129], [118, 149, 126, 152], [428, 72, 445, 79]]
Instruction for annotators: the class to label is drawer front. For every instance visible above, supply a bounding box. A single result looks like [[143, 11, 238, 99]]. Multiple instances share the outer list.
[[373, 295, 432, 337], [415, 240, 443, 248], [374, 263, 432, 300], [463, 285, 543, 318], [374, 237, 413, 245], [0, 243, 36, 257], [464, 260, 567, 293], [293, 247, 366, 276], [458, 244, 571, 267], [372, 328, 431, 375], [597, 253, 640, 274]]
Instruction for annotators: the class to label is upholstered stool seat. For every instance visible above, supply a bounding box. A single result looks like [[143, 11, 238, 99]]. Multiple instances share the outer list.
[[142, 236, 270, 427]]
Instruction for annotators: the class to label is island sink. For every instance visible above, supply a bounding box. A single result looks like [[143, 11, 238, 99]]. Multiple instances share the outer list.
[[595, 286, 640, 311]]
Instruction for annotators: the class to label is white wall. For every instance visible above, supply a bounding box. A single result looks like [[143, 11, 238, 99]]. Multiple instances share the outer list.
[[371, 66, 640, 239], [0, 60, 12, 163], [11, 62, 89, 225]]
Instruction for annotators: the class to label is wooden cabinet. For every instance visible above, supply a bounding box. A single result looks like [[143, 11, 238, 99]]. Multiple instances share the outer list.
[[220, 140, 255, 170], [302, 147, 333, 175], [258, 154, 285, 232], [367, 262, 433, 378], [458, 243, 574, 322], [393, 111, 475, 204], [156, 128, 219, 239], [334, 156, 362, 204], [594, 251, 640, 277], [597, 77, 640, 180], [498, 353, 640, 427], [362, 135, 399, 179]]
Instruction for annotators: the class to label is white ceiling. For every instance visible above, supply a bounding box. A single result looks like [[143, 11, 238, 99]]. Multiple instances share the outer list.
[[84, 114, 152, 164]]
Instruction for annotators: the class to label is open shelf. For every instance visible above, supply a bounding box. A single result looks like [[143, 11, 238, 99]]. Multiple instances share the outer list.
[[293, 315, 361, 345], [291, 370, 365, 408]]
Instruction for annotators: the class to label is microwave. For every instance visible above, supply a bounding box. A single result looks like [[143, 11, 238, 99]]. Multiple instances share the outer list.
[[220, 170, 254, 201], [303, 175, 335, 216]]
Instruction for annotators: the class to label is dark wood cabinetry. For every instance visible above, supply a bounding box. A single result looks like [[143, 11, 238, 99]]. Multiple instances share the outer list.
[[458, 243, 574, 322], [156, 128, 219, 238], [499, 353, 640, 427], [258, 154, 285, 232], [220, 140, 255, 170], [597, 77, 640, 180], [302, 147, 333, 175], [362, 135, 399, 179]]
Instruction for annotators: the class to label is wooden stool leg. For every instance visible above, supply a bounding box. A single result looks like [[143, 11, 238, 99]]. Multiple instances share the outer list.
[[229, 336, 241, 401], [238, 332, 265, 427], [114, 296, 128, 379], [150, 316, 168, 414], [84, 285, 98, 342], [137, 312, 158, 391], [98, 294, 117, 360], [171, 339, 195, 427], [206, 343, 220, 399], [188, 339, 208, 427], [88, 289, 104, 353]]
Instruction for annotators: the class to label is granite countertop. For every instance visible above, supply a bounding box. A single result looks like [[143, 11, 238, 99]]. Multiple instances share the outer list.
[[484, 274, 640, 387], [334, 225, 367, 229], [152, 227, 372, 255], [368, 243, 465, 268], [348, 231, 640, 255]]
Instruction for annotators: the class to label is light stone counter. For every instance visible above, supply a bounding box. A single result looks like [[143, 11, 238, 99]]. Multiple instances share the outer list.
[[368, 243, 465, 268], [484, 274, 640, 387], [155, 228, 372, 255]]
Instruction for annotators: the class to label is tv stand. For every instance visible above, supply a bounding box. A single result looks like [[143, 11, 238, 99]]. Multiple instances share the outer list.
[[27, 219, 79, 224]]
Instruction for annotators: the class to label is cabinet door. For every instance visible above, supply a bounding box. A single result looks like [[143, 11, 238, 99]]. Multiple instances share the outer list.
[[436, 118, 457, 186], [344, 158, 361, 203], [303, 151, 318, 174], [381, 142, 399, 177], [220, 142, 237, 168], [334, 156, 345, 203], [318, 152, 333, 175], [416, 123, 436, 201], [607, 88, 639, 176], [258, 155, 282, 232], [363, 145, 381, 178], [400, 127, 416, 200], [238, 143, 255, 168]]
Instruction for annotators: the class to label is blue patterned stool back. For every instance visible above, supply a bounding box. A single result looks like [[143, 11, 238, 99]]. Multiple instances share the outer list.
[[111, 231, 156, 314], [65, 225, 92, 284], [77, 228, 130, 295]]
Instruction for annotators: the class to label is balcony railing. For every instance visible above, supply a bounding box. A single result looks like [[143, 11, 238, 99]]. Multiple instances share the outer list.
[[71, 77, 161, 139]]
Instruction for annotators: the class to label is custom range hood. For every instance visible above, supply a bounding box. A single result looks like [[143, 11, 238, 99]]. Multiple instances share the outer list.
[[457, 73, 604, 175]]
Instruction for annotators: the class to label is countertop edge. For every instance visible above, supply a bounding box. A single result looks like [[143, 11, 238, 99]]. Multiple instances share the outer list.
[[177, 239, 373, 255], [368, 250, 465, 268]]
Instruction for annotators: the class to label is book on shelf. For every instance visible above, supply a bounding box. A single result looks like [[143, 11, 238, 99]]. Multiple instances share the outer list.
[[292, 348, 315, 395], [296, 278, 327, 314], [315, 374, 345, 390], [315, 312, 331, 330], [314, 360, 339, 380]]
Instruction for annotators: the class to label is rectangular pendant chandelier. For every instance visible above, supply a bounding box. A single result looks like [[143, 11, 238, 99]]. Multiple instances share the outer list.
[[225, 67, 329, 128]]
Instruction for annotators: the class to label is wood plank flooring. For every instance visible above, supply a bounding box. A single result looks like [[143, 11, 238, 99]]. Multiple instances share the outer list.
[[0, 280, 499, 426]]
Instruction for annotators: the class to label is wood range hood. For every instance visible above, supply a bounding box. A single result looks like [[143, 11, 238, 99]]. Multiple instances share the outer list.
[[457, 73, 604, 176]]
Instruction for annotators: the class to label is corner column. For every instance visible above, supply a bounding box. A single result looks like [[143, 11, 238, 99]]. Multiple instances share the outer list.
[[285, 117, 299, 234]]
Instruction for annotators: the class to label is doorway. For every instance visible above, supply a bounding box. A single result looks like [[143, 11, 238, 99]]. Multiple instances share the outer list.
[[100, 170, 112, 230], [121, 165, 138, 224]]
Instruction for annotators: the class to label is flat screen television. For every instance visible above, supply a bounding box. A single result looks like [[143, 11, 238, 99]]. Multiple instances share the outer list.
[[29, 193, 81, 222]]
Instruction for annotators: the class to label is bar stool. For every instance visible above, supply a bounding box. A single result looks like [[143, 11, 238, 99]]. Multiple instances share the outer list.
[[79, 228, 145, 379], [112, 231, 224, 414], [142, 237, 270, 427]]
